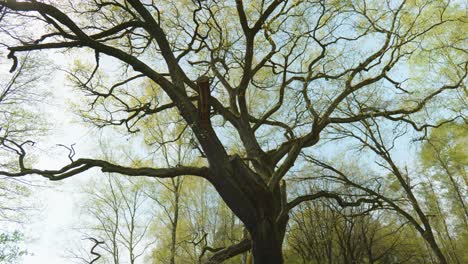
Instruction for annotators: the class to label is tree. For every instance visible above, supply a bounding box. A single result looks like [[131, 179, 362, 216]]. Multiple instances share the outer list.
[[421, 122, 467, 226], [141, 113, 245, 264], [70, 174, 155, 264], [0, 1, 466, 263], [296, 116, 468, 263], [0, 53, 48, 264], [148, 175, 246, 264], [0, 231, 27, 264], [419, 122, 468, 264], [0, 53, 47, 222], [287, 199, 428, 264], [420, 174, 465, 264], [315, 123, 444, 261]]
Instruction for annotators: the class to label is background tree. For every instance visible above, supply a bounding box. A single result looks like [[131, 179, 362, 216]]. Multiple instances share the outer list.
[[0, 53, 49, 264], [70, 174, 155, 264], [421, 123, 467, 225], [286, 186, 432, 264], [418, 122, 468, 264], [0, 53, 47, 222], [0, 231, 27, 264], [139, 102, 245, 264], [302, 115, 468, 263], [0, 1, 466, 263]]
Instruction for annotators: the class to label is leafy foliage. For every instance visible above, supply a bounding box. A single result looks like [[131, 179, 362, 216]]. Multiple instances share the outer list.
[[0, 231, 27, 264]]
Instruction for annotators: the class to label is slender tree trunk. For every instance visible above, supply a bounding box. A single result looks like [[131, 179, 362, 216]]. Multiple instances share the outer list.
[[409, 200, 448, 264], [386, 160, 448, 264], [440, 163, 468, 225], [241, 228, 250, 264], [411, 202, 448, 264], [169, 177, 181, 264], [423, 231, 448, 264], [425, 177, 461, 264], [170, 190, 179, 264]]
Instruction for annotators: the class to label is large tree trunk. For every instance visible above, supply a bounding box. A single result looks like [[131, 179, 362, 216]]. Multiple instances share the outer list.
[[249, 218, 286, 264], [207, 156, 288, 264]]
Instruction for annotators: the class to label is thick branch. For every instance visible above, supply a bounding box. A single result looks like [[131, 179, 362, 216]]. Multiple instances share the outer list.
[[287, 191, 381, 212], [0, 158, 209, 181], [203, 239, 251, 264]]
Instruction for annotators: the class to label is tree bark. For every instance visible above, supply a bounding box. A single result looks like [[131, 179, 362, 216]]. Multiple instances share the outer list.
[[206, 156, 288, 263], [424, 231, 448, 264], [250, 218, 286, 264], [170, 185, 180, 264]]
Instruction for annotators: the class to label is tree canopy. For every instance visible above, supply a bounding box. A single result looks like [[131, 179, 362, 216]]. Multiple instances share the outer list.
[[0, 1, 466, 263]]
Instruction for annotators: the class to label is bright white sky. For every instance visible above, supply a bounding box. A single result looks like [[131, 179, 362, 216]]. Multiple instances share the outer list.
[[14, 50, 151, 263], [22, 87, 94, 263], [6, 51, 100, 263]]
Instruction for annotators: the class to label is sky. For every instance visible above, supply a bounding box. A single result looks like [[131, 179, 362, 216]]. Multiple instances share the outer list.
[[0, 50, 99, 263], [12, 51, 151, 263], [21, 82, 96, 264]]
